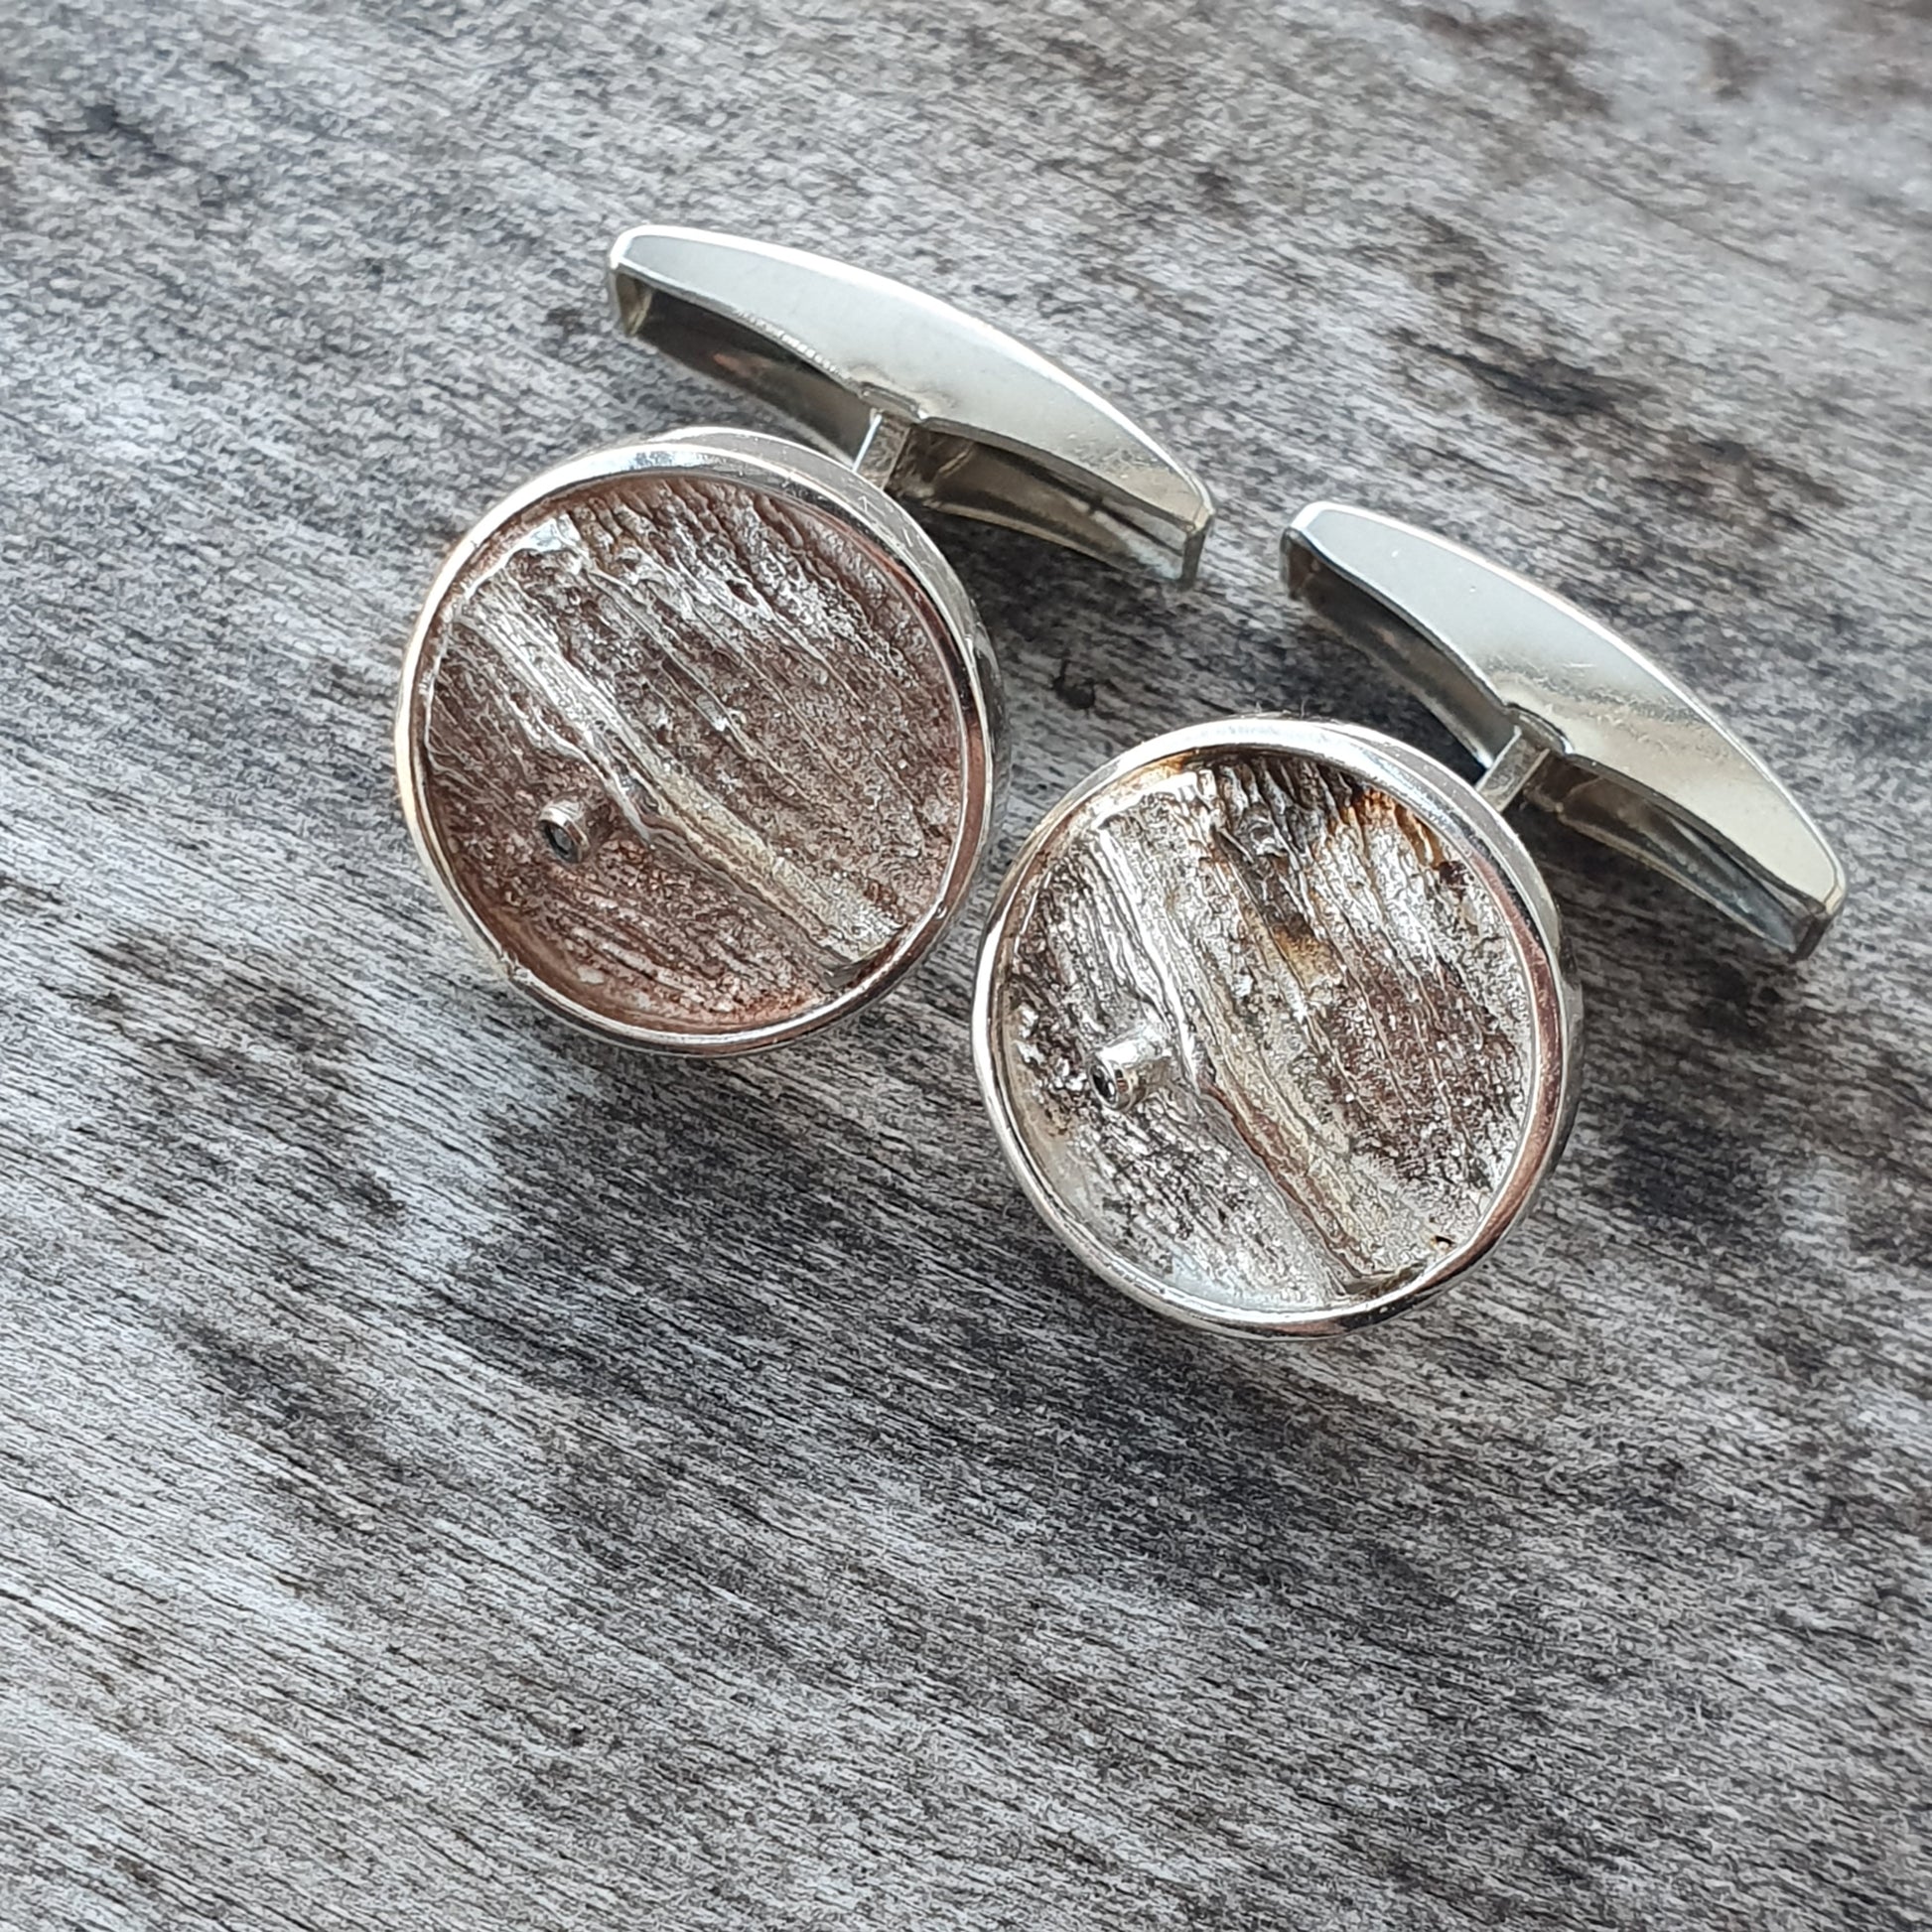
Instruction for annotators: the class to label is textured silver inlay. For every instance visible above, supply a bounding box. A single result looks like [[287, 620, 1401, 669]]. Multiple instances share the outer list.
[[981, 740, 1543, 1321], [413, 468, 970, 1038]]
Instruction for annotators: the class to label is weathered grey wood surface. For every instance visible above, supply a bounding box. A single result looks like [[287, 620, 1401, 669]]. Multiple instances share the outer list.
[[3, 3, 1927, 1926]]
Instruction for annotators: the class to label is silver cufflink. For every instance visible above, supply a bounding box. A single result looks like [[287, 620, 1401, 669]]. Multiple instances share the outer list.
[[396, 227, 1211, 1052], [973, 503, 1846, 1337]]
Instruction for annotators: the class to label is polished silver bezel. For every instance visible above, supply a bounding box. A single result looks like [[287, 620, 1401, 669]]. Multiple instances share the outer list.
[[397, 428, 1001, 1055], [971, 718, 1582, 1337]]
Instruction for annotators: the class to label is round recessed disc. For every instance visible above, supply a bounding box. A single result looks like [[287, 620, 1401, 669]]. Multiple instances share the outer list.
[[398, 435, 995, 1052], [973, 719, 1577, 1335]]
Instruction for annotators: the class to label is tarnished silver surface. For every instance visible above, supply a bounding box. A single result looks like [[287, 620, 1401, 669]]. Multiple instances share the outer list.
[[1286, 503, 1847, 957], [609, 226, 1214, 583], [974, 721, 1577, 1336], [399, 433, 994, 1051]]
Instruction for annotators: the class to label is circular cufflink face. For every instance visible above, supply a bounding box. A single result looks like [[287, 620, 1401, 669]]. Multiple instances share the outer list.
[[397, 432, 997, 1053], [973, 719, 1579, 1335]]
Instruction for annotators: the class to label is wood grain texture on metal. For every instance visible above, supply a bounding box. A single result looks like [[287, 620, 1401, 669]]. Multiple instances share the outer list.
[[2, 3, 1926, 1928], [978, 729, 1562, 1329], [408, 463, 969, 1040]]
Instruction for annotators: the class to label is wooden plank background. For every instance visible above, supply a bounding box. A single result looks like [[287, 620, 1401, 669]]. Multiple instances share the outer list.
[[3, 2, 1926, 1925]]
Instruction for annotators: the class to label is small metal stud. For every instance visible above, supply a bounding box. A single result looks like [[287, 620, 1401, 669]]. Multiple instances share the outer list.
[[535, 799, 603, 867], [1090, 1025, 1169, 1112]]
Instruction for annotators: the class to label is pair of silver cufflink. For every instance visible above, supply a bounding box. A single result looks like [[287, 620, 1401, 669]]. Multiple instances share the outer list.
[[396, 226, 1846, 1339]]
